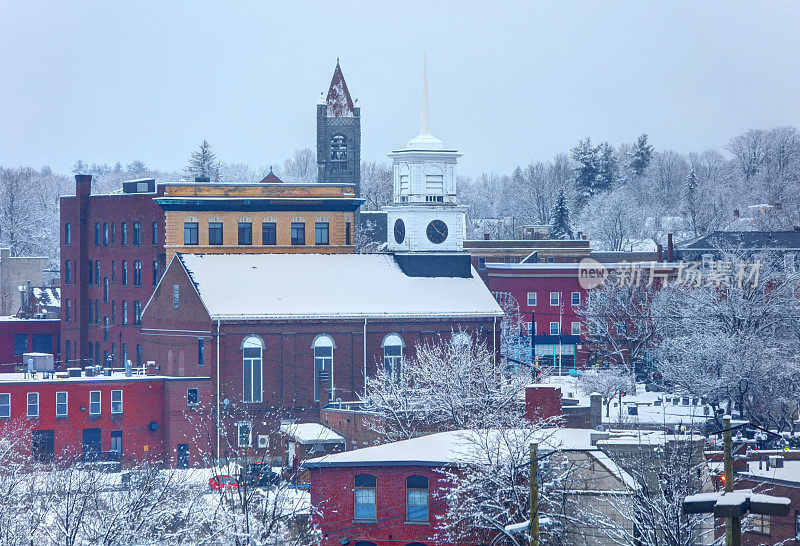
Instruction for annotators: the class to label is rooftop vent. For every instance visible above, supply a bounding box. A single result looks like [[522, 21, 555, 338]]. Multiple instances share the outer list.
[[194, 176, 211, 183]]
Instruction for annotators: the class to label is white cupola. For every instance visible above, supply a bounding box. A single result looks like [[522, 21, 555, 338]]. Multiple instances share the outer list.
[[384, 55, 467, 253]]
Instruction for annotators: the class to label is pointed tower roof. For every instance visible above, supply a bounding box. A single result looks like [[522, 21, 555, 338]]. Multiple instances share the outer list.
[[325, 59, 355, 117], [260, 166, 282, 184], [407, 53, 444, 150]]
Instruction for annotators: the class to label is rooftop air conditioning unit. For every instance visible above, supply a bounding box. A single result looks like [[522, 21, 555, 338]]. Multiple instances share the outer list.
[[257, 435, 269, 449]]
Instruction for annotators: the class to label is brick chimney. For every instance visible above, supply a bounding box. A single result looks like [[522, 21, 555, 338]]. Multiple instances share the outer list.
[[525, 386, 562, 421], [75, 174, 92, 197], [483, 233, 490, 240], [667, 233, 674, 262], [656, 244, 663, 262], [733, 209, 740, 219]]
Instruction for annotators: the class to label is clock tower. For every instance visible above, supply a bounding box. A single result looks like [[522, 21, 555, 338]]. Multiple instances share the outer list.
[[384, 56, 468, 254]]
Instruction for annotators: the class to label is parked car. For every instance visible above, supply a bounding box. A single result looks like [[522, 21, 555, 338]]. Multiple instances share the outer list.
[[240, 462, 281, 488], [209, 475, 240, 490]]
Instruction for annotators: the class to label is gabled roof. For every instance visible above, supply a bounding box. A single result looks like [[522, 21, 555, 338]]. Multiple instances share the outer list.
[[177, 253, 503, 321], [325, 60, 354, 117], [259, 167, 282, 184]]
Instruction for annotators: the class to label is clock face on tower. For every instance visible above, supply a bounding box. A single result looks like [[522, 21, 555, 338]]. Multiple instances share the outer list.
[[393, 218, 405, 244], [426, 220, 448, 244]]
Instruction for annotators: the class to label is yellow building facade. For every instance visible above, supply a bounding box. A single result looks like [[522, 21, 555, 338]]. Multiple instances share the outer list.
[[155, 181, 362, 261]]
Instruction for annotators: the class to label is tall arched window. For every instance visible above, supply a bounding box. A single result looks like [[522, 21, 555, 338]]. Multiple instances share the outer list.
[[382, 333, 404, 381], [330, 134, 347, 161], [406, 476, 429, 522], [354, 474, 377, 520], [313, 335, 334, 402], [242, 336, 263, 403]]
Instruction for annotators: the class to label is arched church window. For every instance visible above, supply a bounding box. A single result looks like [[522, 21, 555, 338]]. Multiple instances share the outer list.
[[382, 333, 404, 381], [330, 135, 347, 161], [242, 336, 263, 403], [313, 335, 334, 402]]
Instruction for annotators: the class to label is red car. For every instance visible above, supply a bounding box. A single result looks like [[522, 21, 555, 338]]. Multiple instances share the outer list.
[[209, 475, 240, 490]]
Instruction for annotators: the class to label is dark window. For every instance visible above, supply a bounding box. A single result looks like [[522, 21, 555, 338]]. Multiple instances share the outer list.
[[111, 260, 116, 282], [122, 301, 128, 325], [88, 260, 93, 285], [238, 222, 252, 245], [406, 476, 429, 522], [95, 261, 100, 285], [209, 222, 223, 245], [111, 300, 116, 323], [94, 223, 100, 245], [133, 222, 141, 246], [122, 343, 127, 364], [111, 223, 115, 244], [110, 430, 122, 457], [65, 223, 71, 246], [103, 223, 109, 245], [184, 222, 199, 245], [133, 261, 141, 286], [187, 388, 199, 405], [262, 222, 276, 245], [152, 221, 158, 246], [65, 260, 71, 284], [121, 222, 127, 245], [345, 222, 351, 245], [331, 134, 347, 161], [134, 301, 141, 325], [136, 345, 142, 366], [31, 334, 52, 355], [198, 338, 204, 367], [291, 222, 305, 245], [478, 257, 486, 270], [103, 278, 109, 301], [153, 261, 158, 286], [0, 393, 8, 418], [315, 222, 329, 245], [354, 474, 377, 520], [65, 341, 71, 366], [122, 261, 128, 285], [13, 334, 27, 355], [103, 317, 109, 341], [32, 430, 54, 463], [65, 299, 71, 323]]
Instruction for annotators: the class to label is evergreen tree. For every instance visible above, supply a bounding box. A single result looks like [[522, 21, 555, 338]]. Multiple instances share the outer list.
[[184, 139, 220, 181], [683, 169, 700, 236], [628, 133, 654, 177], [126, 160, 147, 176], [571, 137, 597, 205], [550, 188, 573, 239], [72, 159, 87, 174], [595, 141, 618, 192]]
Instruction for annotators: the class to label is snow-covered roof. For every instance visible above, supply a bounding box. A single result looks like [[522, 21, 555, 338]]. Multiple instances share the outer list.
[[303, 428, 599, 468], [279, 423, 344, 445], [176, 253, 503, 320], [742, 460, 800, 486]]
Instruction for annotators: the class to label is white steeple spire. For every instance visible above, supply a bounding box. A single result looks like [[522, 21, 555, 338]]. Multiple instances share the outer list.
[[407, 53, 444, 150]]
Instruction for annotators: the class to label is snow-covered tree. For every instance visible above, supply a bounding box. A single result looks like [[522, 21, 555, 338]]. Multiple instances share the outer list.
[[360, 160, 392, 210], [682, 169, 700, 237], [571, 138, 598, 207], [577, 367, 635, 417], [594, 141, 618, 193], [550, 188, 573, 239], [184, 140, 220, 181], [281, 148, 316, 183], [627, 133, 654, 178]]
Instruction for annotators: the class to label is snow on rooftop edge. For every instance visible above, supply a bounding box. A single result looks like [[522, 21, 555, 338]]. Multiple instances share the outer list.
[[179, 253, 503, 320], [279, 423, 344, 444]]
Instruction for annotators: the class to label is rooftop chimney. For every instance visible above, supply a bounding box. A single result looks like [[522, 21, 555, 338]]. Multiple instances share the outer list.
[[483, 233, 490, 240], [734, 209, 740, 219], [667, 233, 674, 262], [775, 202, 783, 211], [656, 244, 663, 262], [75, 174, 92, 197]]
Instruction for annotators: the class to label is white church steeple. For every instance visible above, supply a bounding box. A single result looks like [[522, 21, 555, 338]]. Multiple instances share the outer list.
[[383, 55, 467, 253]]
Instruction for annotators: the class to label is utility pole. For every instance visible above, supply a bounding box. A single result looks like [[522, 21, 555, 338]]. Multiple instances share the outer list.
[[723, 414, 741, 546], [530, 442, 539, 546]]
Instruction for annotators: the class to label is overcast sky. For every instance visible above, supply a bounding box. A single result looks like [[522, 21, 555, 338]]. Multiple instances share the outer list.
[[2, 1, 800, 177]]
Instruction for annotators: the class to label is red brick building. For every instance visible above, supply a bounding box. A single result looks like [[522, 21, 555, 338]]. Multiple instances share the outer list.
[[141, 252, 503, 463], [0, 317, 60, 372], [734, 458, 800, 544], [59, 175, 166, 369], [0, 370, 212, 467]]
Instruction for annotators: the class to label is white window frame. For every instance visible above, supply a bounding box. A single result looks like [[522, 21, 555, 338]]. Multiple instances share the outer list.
[[571, 291, 581, 306], [237, 421, 252, 448], [527, 292, 537, 306], [242, 336, 263, 403], [550, 292, 560, 306], [571, 322, 581, 336], [89, 391, 101, 415], [382, 334, 404, 381], [550, 322, 560, 336], [313, 335, 335, 402], [0, 393, 9, 418], [56, 391, 68, 417], [27, 392, 39, 418], [111, 389, 123, 414]]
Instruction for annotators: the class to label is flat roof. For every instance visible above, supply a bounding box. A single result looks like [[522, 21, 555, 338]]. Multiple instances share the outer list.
[[0, 371, 211, 385]]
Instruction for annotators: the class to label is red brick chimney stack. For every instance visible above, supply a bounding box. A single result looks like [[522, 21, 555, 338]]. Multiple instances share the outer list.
[[667, 233, 674, 262], [656, 244, 663, 262]]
